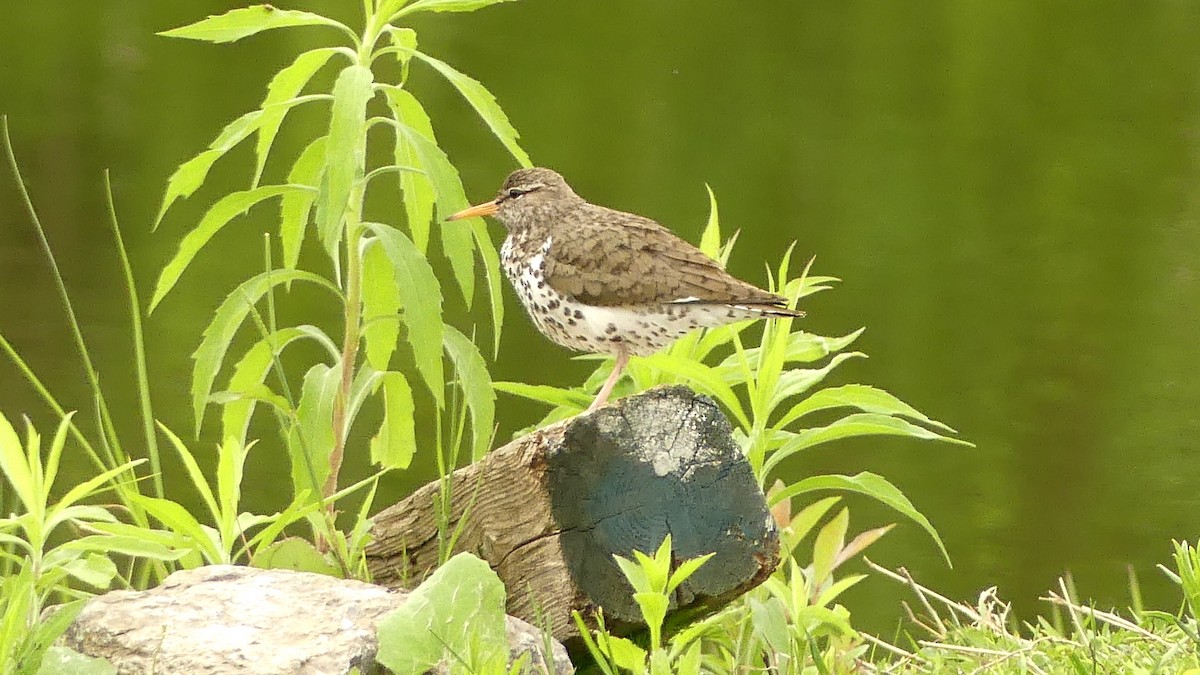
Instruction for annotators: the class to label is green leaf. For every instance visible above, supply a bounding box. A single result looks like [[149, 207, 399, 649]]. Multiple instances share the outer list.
[[362, 240, 401, 371], [410, 50, 530, 167], [443, 326, 495, 461], [492, 381, 591, 410], [280, 137, 327, 271], [155, 150, 221, 227], [777, 384, 957, 432], [363, 223, 444, 406], [719, 329, 865, 380], [381, 86, 436, 252], [391, 121, 475, 306], [255, 48, 338, 186], [157, 422, 219, 523], [221, 326, 330, 446], [156, 110, 267, 227], [60, 552, 118, 589], [251, 537, 340, 576], [811, 507, 847, 586], [376, 553, 508, 674], [763, 412, 973, 478], [151, 185, 306, 310], [191, 270, 338, 433], [316, 65, 374, 255], [771, 472, 951, 566], [133, 495, 221, 562], [288, 363, 339, 498], [395, 0, 518, 16], [216, 436, 249, 545], [370, 372, 417, 469], [0, 412, 35, 513], [766, 352, 867, 412], [638, 353, 750, 429], [667, 552, 714, 595], [784, 496, 840, 556], [159, 5, 349, 43], [36, 645, 116, 675], [698, 184, 721, 258]]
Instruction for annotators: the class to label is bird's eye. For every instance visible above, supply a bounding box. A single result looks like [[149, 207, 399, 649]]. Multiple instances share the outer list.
[[506, 187, 524, 199]]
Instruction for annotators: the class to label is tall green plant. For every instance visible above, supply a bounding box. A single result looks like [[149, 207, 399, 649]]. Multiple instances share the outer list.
[[153, 2, 529, 515]]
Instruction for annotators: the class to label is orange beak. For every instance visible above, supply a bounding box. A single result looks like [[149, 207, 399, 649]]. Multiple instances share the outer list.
[[447, 199, 499, 221]]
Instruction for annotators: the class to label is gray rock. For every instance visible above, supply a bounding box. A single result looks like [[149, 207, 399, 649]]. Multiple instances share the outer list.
[[60, 565, 572, 675]]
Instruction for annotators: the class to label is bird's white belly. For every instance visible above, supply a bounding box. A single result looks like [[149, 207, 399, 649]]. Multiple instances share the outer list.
[[501, 236, 756, 356]]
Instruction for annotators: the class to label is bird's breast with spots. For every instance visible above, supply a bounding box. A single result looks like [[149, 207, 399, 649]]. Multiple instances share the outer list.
[[500, 236, 759, 356]]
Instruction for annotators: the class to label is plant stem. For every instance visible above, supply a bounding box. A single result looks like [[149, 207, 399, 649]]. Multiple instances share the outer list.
[[325, 223, 364, 502]]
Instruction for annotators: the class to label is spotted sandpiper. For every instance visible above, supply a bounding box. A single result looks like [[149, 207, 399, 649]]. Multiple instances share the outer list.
[[449, 168, 803, 412]]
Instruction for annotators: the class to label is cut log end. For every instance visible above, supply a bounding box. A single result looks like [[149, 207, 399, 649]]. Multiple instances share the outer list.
[[366, 385, 779, 641]]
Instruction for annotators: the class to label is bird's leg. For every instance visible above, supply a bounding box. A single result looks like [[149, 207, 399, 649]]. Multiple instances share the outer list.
[[587, 346, 630, 413]]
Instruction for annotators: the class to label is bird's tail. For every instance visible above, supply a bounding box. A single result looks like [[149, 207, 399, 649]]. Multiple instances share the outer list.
[[737, 303, 806, 318]]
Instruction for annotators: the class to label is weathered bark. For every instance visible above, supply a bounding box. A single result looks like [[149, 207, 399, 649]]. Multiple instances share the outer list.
[[366, 385, 779, 642]]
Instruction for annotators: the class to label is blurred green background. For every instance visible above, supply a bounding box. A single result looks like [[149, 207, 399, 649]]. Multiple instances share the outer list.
[[2, 1, 1199, 634]]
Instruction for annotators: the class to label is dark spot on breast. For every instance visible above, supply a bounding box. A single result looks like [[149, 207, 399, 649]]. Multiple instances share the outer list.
[[605, 323, 617, 334], [573, 309, 583, 320]]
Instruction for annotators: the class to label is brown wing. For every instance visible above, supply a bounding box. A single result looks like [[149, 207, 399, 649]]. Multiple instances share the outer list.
[[543, 203, 788, 308]]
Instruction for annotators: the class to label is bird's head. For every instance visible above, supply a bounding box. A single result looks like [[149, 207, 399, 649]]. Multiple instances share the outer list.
[[448, 167, 582, 230]]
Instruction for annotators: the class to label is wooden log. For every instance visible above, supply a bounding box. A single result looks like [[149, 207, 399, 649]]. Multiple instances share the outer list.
[[365, 385, 779, 642]]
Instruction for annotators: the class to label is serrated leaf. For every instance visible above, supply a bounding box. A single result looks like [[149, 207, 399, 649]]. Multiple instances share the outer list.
[[362, 239, 401, 371], [151, 185, 305, 310], [221, 325, 329, 446], [443, 326, 495, 461], [363, 223, 445, 406], [280, 137, 327, 271], [156, 150, 222, 227], [159, 5, 349, 43], [778, 383, 957, 432], [771, 472, 951, 566], [191, 270, 337, 433], [376, 553, 508, 674], [410, 50, 530, 167], [370, 372, 416, 469], [392, 122, 507, 356], [316, 65, 374, 255], [382, 86, 436, 252], [392, 122, 475, 306], [156, 110, 271, 227], [255, 48, 338, 186], [766, 351, 867, 411], [288, 363, 339, 498]]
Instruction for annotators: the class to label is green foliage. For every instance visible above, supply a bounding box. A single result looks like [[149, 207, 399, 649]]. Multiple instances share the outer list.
[[376, 552, 509, 674], [576, 535, 712, 675], [866, 545, 1200, 673], [577, 505, 888, 674], [154, 0, 530, 519], [496, 188, 968, 563], [0, 414, 167, 674]]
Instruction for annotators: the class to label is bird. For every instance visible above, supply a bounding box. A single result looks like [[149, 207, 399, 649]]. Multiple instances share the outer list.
[[448, 167, 803, 413]]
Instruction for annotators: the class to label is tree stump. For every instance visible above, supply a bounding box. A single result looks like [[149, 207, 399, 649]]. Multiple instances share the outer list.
[[366, 385, 779, 642]]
